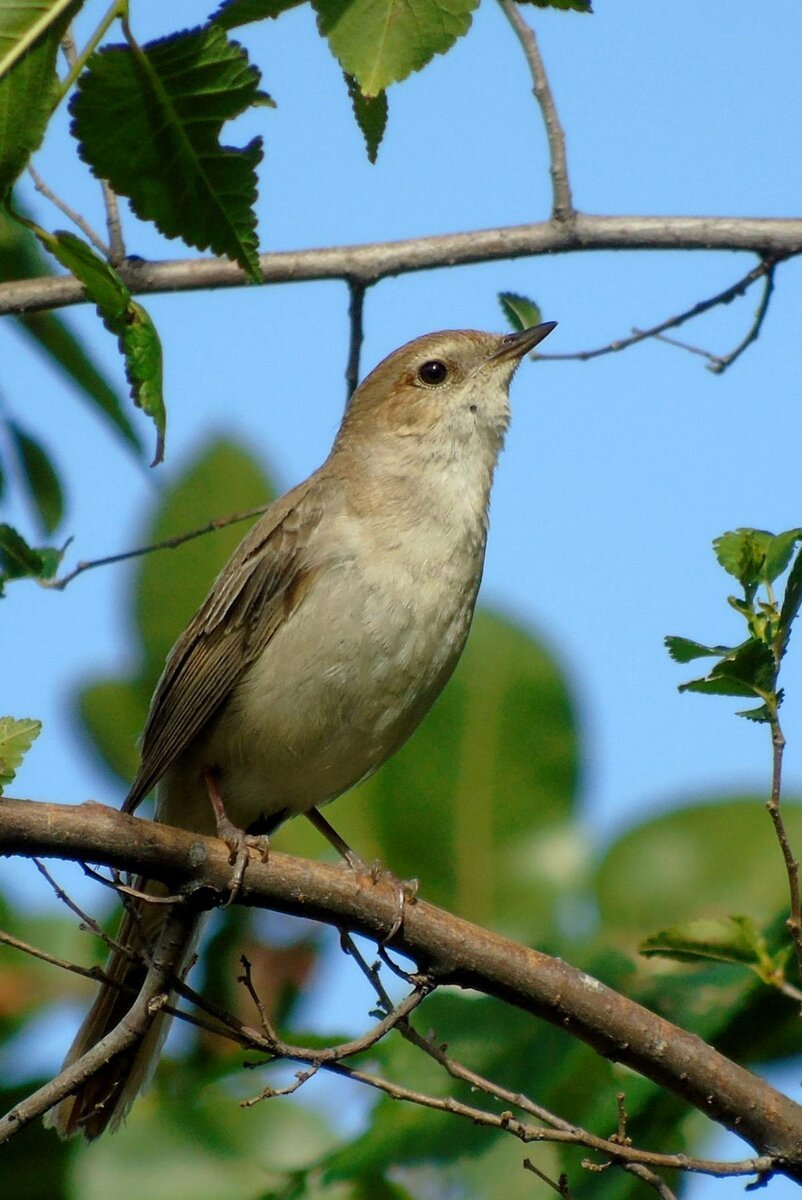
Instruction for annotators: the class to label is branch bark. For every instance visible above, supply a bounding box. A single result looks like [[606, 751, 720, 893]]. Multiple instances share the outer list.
[[2, 215, 801, 317], [2, 796, 802, 1175]]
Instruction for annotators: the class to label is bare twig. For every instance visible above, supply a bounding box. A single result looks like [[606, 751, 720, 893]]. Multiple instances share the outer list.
[[707, 261, 776, 374], [42, 503, 270, 590], [0, 927, 108, 987], [2, 216, 801, 318], [27, 167, 110, 256], [498, 0, 574, 221], [101, 184, 126, 264], [537, 256, 780, 364], [345, 279, 367, 400], [766, 714, 802, 981], [623, 1163, 678, 1200], [524, 1159, 573, 1199]]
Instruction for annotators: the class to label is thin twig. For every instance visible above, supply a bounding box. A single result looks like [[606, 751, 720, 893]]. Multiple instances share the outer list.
[[498, 0, 574, 221], [766, 714, 802, 981], [100, 183, 126, 264], [345, 279, 367, 400], [623, 1163, 678, 1200], [524, 1159, 573, 1199], [0, 928, 108, 987], [538, 256, 781, 364], [707, 262, 776, 374], [27, 166, 109, 256], [42, 503, 271, 590]]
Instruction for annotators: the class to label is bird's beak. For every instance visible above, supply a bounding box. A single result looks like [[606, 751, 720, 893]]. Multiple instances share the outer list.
[[490, 321, 557, 363]]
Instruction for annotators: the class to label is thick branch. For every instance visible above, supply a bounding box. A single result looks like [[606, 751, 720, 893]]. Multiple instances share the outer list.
[[2, 215, 802, 318], [2, 798, 802, 1173]]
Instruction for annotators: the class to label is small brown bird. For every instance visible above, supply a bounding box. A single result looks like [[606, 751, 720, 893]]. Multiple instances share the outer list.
[[46, 321, 556, 1138]]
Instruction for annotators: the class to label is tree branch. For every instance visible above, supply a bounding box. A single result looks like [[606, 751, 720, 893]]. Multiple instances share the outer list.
[[2, 796, 802, 1175], [2, 215, 801, 318]]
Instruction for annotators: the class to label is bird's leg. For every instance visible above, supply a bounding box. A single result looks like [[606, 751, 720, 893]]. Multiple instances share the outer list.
[[203, 769, 269, 900], [305, 807, 418, 941]]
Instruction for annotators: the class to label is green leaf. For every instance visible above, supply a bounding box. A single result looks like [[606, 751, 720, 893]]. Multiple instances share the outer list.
[[597, 797, 802, 934], [6, 420, 64, 534], [664, 635, 731, 664], [520, 0, 592, 11], [121, 301, 166, 465], [37, 230, 166, 463], [70, 25, 265, 281], [713, 528, 772, 587], [641, 916, 769, 969], [0, 210, 141, 451], [0, 522, 62, 591], [677, 637, 775, 700], [312, 0, 479, 97], [498, 292, 542, 333], [0, 716, 41, 793], [345, 73, 387, 163], [762, 528, 802, 583], [211, 0, 306, 29], [0, 0, 81, 197], [779, 543, 802, 659]]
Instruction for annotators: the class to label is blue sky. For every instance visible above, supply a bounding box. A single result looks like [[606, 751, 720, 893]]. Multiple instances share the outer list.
[[3, 1, 802, 1191]]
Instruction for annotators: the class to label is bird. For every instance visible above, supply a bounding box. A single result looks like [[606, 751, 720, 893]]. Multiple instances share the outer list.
[[46, 320, 556, 1139]]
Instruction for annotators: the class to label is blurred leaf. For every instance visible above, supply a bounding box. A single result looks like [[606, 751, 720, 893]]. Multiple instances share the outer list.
[[0, 0, 80, 197], [0, 1080, 71, 1196], [0, 715, 41, 793], [597, 796, 802, 935], [0, 210, 141, 451], [0, 522, 63, 592], [499, 292, 542, 333], [211, 0, 306, 28], [713, 528, 772, 587], [37, 230, 165, 463], [6, 420, 64, 533], [345, 73, 387, 163], [312, 0, 478, 96], [641, 915, 770, 969], [70, 25, 265, 281], [72, 1073, 341, 1200], [76, 439, 275, 788]]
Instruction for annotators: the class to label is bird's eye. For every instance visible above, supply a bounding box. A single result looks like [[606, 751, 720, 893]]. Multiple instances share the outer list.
[[417, 359, 449, 386]]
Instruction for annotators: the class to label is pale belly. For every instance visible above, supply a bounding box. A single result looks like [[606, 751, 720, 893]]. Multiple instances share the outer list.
[[156, 555, 479, 836]]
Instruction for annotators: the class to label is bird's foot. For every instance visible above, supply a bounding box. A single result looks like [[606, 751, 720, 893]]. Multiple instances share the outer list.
[[203, 769, 269, 902]]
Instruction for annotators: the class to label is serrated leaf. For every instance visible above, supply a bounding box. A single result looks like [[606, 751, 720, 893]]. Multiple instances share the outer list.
[[345, 73, 387, 163], [778, 544, 802, 660], [713, 528, 772, 587], [211, 0, 305, 29], [70, 25, 265, 281], [641, 916, 767, 969], [762, 528, 802, 584], [0, 0, 81, 197], [6, 420, 64, 534], [498, 292, 542, 333], [313, 0, 478, 97], [121, 302, 166, 466], [0, 716, 41, 793], [520, 0, 592, 11], [37, 230, 165, 463], [664, 635, 732, 663], [735, 701, 773, 723], [678, 637, 775, 700]]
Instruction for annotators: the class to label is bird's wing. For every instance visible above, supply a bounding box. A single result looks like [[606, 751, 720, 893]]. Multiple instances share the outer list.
[[123, 473, 326, 813]]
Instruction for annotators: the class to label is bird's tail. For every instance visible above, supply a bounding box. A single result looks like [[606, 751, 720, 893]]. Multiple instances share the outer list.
[[45, 884, 204, 1140]]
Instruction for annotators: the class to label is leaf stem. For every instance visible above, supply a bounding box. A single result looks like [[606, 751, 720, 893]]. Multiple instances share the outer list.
[[54, 0, 127, 107], [765, 712, 802, 981]]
